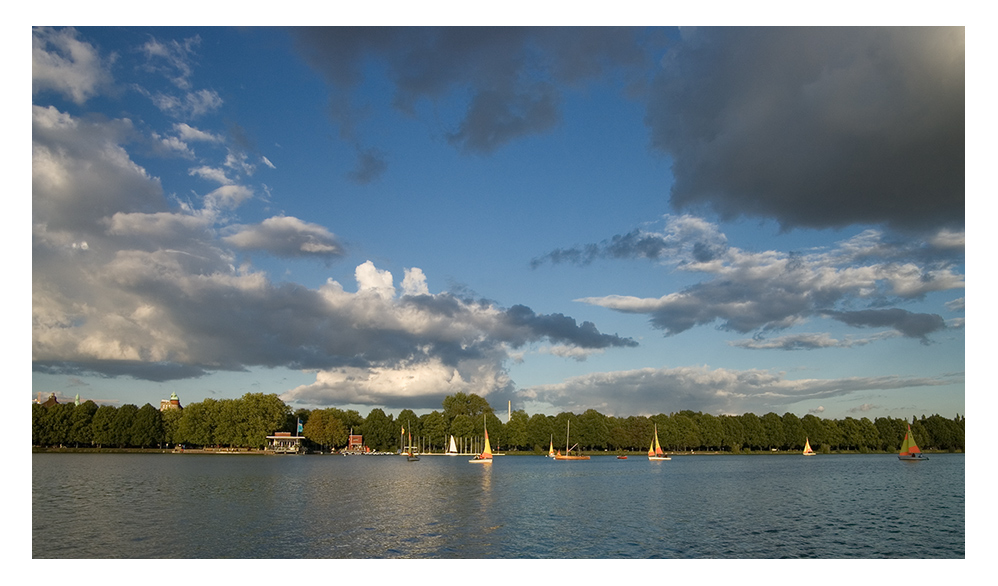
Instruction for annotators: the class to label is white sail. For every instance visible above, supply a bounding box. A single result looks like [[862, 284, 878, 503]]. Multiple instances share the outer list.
[[447, 435, 458, 455]]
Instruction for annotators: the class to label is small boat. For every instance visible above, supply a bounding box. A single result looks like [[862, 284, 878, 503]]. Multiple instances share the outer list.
[[446, 435, 459, 456], [898, 424, 928, 461], [469, 416, 493, 464], [648, 424, 671, 461], [616, 455, 628, 460], [554, 420, 590, 460], [405, 424, 419, 461], [802, 437, 816, 456], [547, 435, 555, 458]]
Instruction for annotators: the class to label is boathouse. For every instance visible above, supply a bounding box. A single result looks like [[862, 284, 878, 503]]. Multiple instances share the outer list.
[[266, 431, 303, 454]]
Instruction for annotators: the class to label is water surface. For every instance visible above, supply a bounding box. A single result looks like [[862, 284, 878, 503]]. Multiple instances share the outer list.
[[32, 452, 964, 558]]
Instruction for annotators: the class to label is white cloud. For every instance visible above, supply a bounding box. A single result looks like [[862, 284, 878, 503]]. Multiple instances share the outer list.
[[174, 123, 224, 143], [355, 261, 396, 299], [32, 105, 166, 236], [281, 356, 510, 407], [32, 27, 112, 105], [189, 165, 233, 185], [152, 89, 223, 119], [203, 184, 253, 210], [519, 365, 954, 416], [575, 220, 964, 340], [223, 216, 343, 258], [401, 267, 429, 296]]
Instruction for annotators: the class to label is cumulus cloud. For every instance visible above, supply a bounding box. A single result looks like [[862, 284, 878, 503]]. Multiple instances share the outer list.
[[402, 268, 430, 296], [32, 105, 166, 237], [568, 216, 963, 343], [223, 216, 344, 259], [518, 364, 954, 416], [646, 27, 964, 232], [32, 27, 113, 105]]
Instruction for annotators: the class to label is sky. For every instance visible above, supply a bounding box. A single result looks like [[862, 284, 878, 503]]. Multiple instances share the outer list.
[[30, 24, 968, 422]]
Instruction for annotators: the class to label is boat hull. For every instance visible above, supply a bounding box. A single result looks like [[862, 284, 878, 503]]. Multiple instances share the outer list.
[[554, 455, 590, 460], [648, 456, 671, 461], [469, 457, 492, 463], [898, 454, 928, 461], [803, 452, 816, 456]]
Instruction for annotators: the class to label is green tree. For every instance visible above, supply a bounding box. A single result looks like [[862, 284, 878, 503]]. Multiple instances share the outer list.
[[130, 403, 164, 448], [304, 409, 347, 450], [505, 409, 529, 450], [696, 413, 724, 451], [525, 413, 554, 452], [240, 393, 291, 448], [110, 404, 138, 447], [760, 412, 785, 450], [801, 414, 825, 448], [739, 413, 765, 450], [213, 398, 243, 447], [781, 412, 805, 450], [44, 402, 75, 446], [90, 405, 117, 448], [161, 408, 184, 446], [420, 411, 447, 452], [69, 400, 99, 447], [442, 392, 493, 425], [719, 415, 744, 452], [450, 413, 474, 441], [32, 403, 46, 445], [398, 409, 420, 446], [667, 413, 700, 451], [361, 408, 395, 451], [577, 409, 609, 450], [177, 398, 219, 446]]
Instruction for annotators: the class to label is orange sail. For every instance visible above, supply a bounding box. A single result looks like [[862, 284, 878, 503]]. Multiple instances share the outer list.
[[481, 426, 493, 458], [469, 415, 493, 463], [899, 425, 922, 456], [648, 424, 670, 460]]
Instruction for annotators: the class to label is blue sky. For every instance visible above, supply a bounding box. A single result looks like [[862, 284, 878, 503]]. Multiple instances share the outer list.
[[30, 25, 967, 421]]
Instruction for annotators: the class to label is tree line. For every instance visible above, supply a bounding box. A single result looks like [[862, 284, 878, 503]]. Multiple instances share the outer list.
[[32, 391, 965, 454]]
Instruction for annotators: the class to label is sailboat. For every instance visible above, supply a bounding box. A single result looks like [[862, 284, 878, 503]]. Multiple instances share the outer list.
[[469, 416, 493, 463], [446, 435, 459, 456], [802, 437, 816, 456], [406, 424, 419, 461], [898, 424, 928, 461], [547, 435, 555, 458], [648, 424, 670, 461], [554, 420, 590, 460]]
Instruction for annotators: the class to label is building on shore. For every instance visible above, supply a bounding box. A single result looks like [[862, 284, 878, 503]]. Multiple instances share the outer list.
[[160, 392, 182, 412], [266, 431, 303, 454]]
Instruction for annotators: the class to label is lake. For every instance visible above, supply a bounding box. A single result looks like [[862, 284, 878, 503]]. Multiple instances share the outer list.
[[32, 452, 964, 559]]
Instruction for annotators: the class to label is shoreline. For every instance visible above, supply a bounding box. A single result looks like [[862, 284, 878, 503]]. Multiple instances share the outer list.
[[32, 446, 962, 456]]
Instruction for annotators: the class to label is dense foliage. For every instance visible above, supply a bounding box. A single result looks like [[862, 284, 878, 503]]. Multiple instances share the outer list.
[[32, 391, 966, 454]]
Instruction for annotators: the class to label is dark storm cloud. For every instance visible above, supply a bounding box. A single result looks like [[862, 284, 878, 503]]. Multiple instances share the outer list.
[[647, 27, 964, 232], [33, 360, 214, 382], [823, 308, 947, 342], [347, 147, 388, 184], [291, 27, 654, 155], [503, 305, 638, 349]]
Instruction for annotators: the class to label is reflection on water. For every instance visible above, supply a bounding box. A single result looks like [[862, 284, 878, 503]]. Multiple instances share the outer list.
[[33, 453, 964, 558]]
